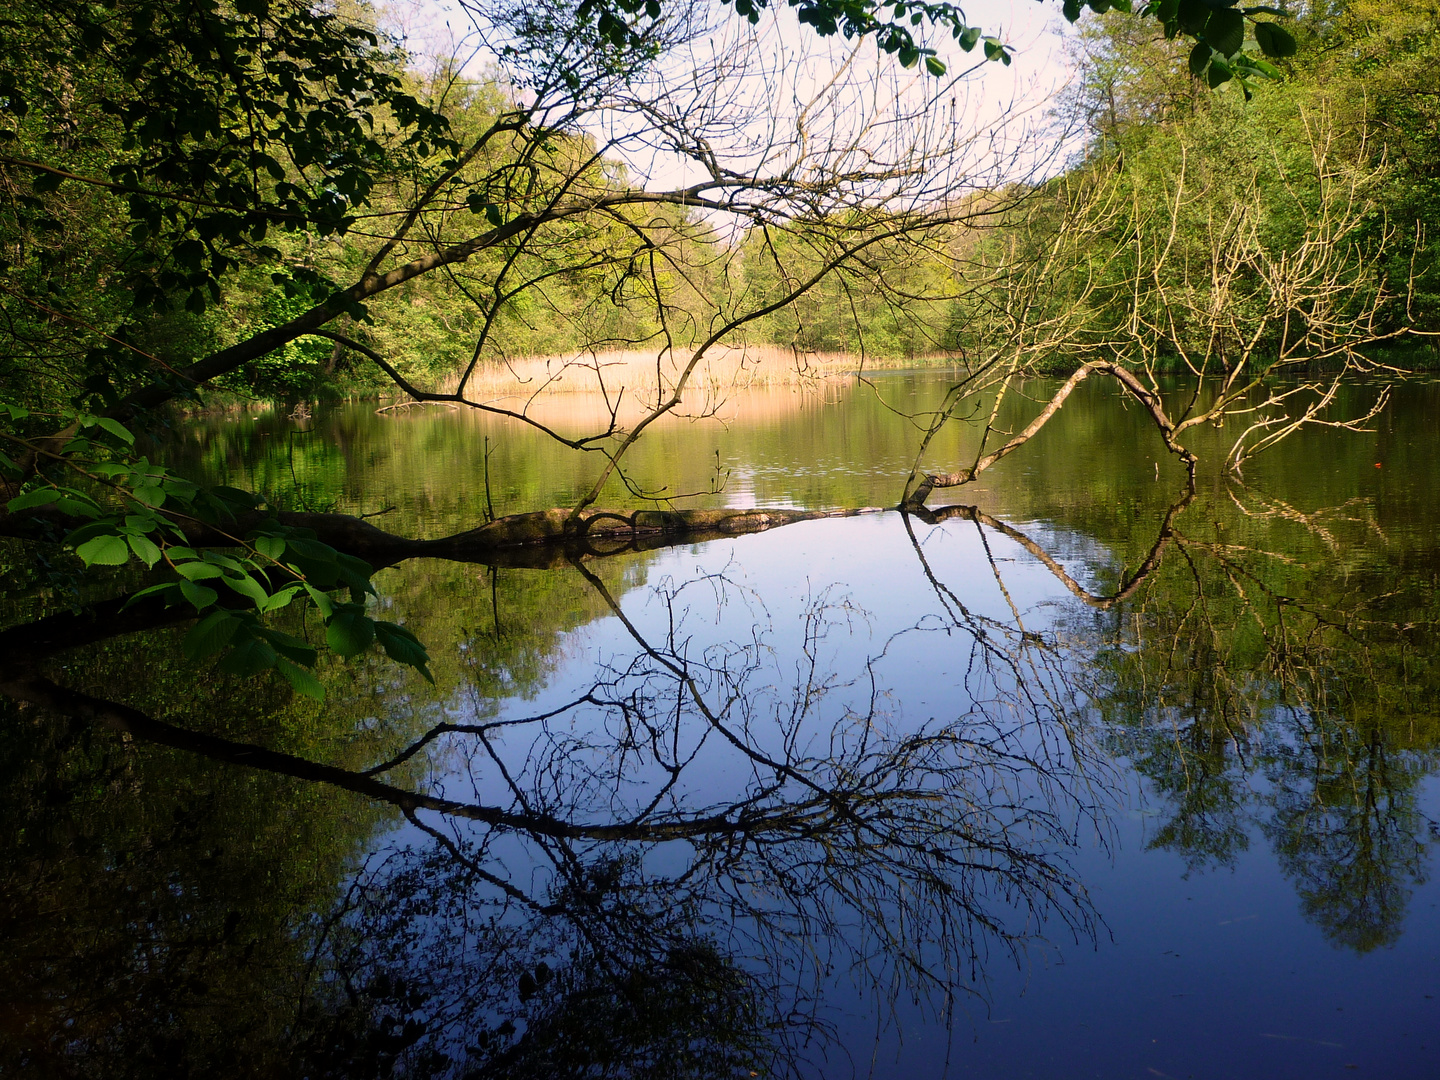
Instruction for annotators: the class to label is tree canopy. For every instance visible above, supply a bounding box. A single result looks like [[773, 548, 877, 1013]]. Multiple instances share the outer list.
[[576, 0, 1300, 85]]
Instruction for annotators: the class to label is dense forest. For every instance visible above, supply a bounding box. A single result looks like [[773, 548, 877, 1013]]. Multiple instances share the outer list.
[[4, 0, 1434, 414]]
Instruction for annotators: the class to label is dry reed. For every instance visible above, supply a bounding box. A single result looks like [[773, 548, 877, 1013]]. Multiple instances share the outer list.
[[428, 345, 962, 406]]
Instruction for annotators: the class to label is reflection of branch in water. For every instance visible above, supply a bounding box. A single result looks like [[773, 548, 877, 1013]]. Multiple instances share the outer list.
[[1, 551, 1107, 1074], [901, 484, 1440, 956], [895, 507, 1079, 744], [1226, 486, 1385, 552], [906, 478, 1196, 610]]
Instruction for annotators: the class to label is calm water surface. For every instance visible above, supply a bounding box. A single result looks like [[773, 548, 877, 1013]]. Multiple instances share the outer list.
[[4, 374, 1438, 1078]]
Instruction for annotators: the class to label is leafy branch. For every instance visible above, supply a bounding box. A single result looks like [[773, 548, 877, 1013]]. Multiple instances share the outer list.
[[1, 402, 432, 699]]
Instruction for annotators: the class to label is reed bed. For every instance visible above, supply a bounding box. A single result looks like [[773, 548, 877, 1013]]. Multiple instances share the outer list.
[[429, 345, 962, 403]]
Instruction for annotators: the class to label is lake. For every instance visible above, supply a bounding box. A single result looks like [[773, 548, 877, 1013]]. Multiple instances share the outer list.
[[3, 371, 1438, 1078]]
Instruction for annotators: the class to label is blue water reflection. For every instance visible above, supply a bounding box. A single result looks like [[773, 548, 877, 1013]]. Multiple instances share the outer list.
[[416, 505, 1439, 1078]]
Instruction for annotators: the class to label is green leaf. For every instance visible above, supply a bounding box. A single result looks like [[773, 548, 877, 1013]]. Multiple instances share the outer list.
[[1245, 56, 1283, 79], [959, 25, 981, 50], [32, 169, 63, 193], [76, 534, 131, 566], [55, 496, 102, 519], [1177, 0, 1210, 34], [1253, 21, 1297, 58], [304, 584, 335, 618], [285, 538, 337, 563], [212, 485, 261, 507], [334, 553, 376, 598], [66, 521, 120, 545], [1189, 41, 1212, 77], [176, 561, 226, 580], [91, 417, 135, 445], [164, 477, 198, 501], [183, 610, 242, 661], [179, 579, 219, 611], [217, 637, 277, 677], [254, 535, 287, 561], [1062, 0, 1082, 22], [326, 607, 375, 657], [258, 584, 302, 614], [122, 582, 181, 608], [374, 621, 434, 683], [199, 552, 245, 572], [132, 485, 166, 507], [223, 573, 272, 608], [1207, 55, 1233, 87], [127, 534, 163, 568], [275, 657, 325, 702], [262, 628, 317, 665], [1204, 7, 1244, 56], [923, 55, 946, 77], [7, 488, 61, 511]]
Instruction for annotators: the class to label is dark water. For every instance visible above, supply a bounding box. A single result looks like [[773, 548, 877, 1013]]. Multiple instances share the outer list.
[[4, 374, 1439, 1078]]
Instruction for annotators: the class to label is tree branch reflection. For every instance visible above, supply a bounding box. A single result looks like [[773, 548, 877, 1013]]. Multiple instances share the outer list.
[[1, 532, 1108, 1074], [6, 482, 1438, 1074], [899, 484, 1439, 954]]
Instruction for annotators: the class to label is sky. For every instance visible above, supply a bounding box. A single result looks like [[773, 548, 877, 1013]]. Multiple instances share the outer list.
[[384, 0, 1086, 189]]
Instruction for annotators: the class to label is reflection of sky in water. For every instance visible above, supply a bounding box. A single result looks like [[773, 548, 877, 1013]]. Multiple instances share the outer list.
[[165, 375, 1440, 1075], [417, 513, 1440, 1079], [474, 515, 1079, 813]]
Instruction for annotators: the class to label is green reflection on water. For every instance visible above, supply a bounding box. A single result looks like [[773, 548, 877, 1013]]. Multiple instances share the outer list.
[[4, 373, 1439, 1074]]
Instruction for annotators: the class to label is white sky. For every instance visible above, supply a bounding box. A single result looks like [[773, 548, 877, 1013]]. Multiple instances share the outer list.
[[384, 0, 1083, 188]]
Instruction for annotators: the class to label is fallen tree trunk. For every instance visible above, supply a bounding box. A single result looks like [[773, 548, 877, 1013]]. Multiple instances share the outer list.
[[0, 504, 883, 570]]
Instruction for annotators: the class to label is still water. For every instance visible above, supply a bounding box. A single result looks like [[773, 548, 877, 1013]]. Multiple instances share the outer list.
[[4, 373, 1438, 1077]]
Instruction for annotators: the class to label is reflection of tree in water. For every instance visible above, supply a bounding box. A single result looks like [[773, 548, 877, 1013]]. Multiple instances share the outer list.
[[1264, 717, 1432, 953], [334, 559, 1102, 1075], [1057, 485, 1440, 952], [7, 483, 1439, 1073], [0, 529, 1104, 1077], [0, 679, 390, 1077], [325, 845, 771, 1079]]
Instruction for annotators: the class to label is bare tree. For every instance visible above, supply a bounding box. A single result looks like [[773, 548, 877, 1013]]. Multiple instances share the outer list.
[[331, 1, 1060, 513], [902, 101, 1417, 507]]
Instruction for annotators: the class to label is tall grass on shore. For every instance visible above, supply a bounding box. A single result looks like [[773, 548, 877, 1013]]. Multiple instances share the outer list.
[[431, 345, 965, 408]]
